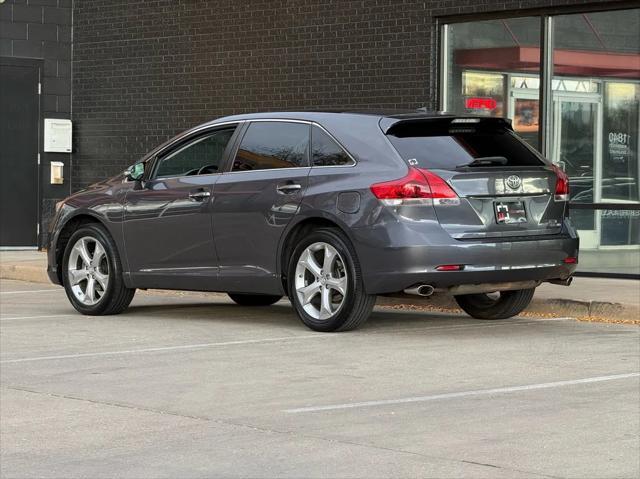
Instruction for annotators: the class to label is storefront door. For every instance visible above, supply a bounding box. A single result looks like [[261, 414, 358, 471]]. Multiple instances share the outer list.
[[552, 96, 601, 249]]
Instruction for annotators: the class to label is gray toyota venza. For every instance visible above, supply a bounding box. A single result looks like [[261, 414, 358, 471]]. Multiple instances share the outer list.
[[47, 111, 578, 331]]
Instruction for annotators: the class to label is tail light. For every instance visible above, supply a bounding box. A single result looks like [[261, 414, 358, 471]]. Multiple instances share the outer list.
[[370, 167, 459, 206], [552, 165, 569, 201]]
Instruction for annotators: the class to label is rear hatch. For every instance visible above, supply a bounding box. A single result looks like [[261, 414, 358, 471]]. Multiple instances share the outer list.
[[384, 117, 567, 240]]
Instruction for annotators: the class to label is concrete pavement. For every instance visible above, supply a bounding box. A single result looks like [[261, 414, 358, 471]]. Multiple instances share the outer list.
[[1, 278, 639, 478]]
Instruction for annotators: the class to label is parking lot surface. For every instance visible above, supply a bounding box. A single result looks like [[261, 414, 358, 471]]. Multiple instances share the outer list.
[[1, 279, 638, 478]]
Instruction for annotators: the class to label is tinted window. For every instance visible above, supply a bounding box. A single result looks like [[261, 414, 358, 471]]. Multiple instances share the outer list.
[[232, 122, 309, 171], [311, 126, 353, 166], [155, 128, 235, 178], [387, 124, 544, 169]]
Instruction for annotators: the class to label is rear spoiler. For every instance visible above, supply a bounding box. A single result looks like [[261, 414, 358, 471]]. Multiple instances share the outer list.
[[380, 116, 513, 135]]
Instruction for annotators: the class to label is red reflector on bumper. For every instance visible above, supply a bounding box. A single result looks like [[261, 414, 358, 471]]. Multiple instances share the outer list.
[[563, 257, 578, 264], [436, 264, 464, 271]]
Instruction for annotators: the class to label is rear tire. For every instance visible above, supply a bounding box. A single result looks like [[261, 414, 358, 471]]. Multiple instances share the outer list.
[[228, 293, 282, 306], [288, 227, 376, 332], [62, 224, 135, 316], [454, 288, 535, 320]]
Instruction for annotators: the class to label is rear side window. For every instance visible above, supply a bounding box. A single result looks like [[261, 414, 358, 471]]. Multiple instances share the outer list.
[[387, 123, 544, 170], [232, 122, 309, 171], [311, 126, 353, 166]]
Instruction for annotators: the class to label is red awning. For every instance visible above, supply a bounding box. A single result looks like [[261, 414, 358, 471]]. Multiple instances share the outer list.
[[455, 46, 640, 79]]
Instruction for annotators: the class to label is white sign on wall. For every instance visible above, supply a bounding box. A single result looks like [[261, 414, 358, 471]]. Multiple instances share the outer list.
[[44, 118, 72, 153]]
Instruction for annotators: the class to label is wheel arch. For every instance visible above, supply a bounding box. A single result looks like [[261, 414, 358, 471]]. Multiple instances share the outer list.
[[278, 214, 357, 293], [53, 212, 109, 285]]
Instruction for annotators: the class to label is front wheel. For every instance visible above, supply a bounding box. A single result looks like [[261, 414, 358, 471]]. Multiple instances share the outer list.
[[62, 224, 135, 315], [288, 228, 376, 332], [454, 288, 535, 320]]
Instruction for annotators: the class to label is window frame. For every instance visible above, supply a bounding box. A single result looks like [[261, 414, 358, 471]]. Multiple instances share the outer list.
[[148, 122, 240, 181], [224, 118, 357, 174]]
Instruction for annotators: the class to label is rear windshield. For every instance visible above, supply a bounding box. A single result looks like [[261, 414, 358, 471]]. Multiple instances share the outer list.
[[387, 123, 544, 170]]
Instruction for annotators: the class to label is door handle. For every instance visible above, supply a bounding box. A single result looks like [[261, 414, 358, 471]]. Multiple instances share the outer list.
[[189, 190, 211, 201], [276, 183, 302, 194]]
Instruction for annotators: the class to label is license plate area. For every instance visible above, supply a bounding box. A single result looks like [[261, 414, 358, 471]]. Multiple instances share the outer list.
[[495, 201, 527, 224]]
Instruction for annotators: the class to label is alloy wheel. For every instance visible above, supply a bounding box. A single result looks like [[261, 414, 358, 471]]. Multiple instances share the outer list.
[[67, 236, 110, 306], [294, 242, 348, 320]]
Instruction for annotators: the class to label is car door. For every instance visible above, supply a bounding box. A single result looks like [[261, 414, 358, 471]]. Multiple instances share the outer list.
[[212, 120, 311, 294], [123, 126, 239, 290]]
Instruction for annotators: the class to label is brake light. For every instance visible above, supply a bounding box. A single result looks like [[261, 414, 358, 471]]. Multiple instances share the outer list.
[[552, 165, 569, 201], [370, 167, 459, 206]]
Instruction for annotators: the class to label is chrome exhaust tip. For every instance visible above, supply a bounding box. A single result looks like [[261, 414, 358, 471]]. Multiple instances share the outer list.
[[548, 277, 573, 286], [403, 284, 435, 297]]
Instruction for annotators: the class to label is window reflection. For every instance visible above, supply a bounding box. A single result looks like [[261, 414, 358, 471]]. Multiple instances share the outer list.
[[311, 126, 353, 167], [445, 17, 541, 150], [233, 122, 309, 171], [156, 129, 235, 178]]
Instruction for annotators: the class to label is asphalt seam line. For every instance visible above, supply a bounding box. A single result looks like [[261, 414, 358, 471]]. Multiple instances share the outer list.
[[284, 372, 640, 413], [6, 385, 210, 422]]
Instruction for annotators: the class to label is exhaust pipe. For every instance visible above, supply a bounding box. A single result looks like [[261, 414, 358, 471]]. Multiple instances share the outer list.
[[548, 277, 573, 286], [403, 284, 435, 297]]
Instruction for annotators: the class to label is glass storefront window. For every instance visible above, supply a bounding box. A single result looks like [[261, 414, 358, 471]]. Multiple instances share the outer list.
[[551, 9, 639, 273], [443, 17, 541, 149], [442, 8, 640, 276]]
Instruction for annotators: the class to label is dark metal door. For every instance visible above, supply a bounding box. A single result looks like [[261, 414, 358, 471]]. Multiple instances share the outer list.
[[0, 61, 39, 247]]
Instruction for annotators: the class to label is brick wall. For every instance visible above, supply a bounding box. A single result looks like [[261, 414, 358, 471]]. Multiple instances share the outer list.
[[73, 0, 608, 191], [1, 0, 72, 244]]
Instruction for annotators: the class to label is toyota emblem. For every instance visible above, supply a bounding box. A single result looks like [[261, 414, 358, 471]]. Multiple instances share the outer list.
[[506, 175, 522, 190]]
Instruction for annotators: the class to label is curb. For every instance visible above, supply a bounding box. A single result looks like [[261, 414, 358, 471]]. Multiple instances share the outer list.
[[0, 262, 49, 285], [377, 295, 639, 322], [1, 262, 637, 322]]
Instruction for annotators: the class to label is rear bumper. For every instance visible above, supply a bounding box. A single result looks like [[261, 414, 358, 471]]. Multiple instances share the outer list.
[[352, 220, 579, 295], [378, 264, 577, 295]]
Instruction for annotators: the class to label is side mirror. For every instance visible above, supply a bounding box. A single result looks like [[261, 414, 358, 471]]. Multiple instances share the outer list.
[[125, 162, 145, 182]]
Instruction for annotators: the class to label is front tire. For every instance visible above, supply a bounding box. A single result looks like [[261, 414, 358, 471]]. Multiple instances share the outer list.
[[288, 228, 376, 332], [454, 288, 535, 320], [62, 224, 135, 315], [228, 293, 282, 306]]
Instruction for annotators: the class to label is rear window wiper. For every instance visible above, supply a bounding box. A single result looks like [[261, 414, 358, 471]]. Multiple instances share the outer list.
[[458, 156, 508, 168]]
